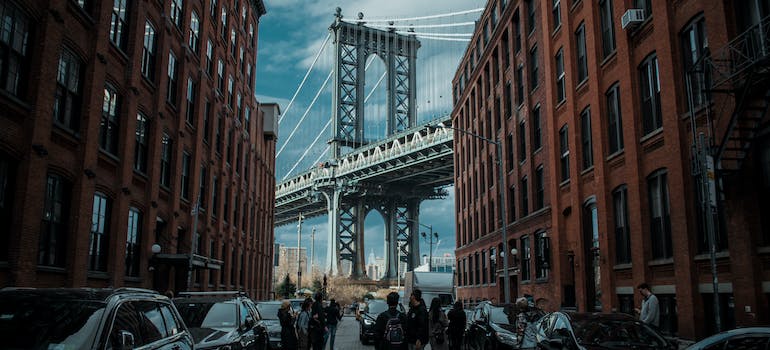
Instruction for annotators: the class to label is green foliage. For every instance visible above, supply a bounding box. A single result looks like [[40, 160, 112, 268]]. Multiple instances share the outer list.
[[312, 279, 323, 293], [276, 274, 297, 298]]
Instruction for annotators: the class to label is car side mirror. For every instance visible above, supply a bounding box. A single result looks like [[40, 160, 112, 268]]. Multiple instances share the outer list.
[[119, 330, 135, 350]]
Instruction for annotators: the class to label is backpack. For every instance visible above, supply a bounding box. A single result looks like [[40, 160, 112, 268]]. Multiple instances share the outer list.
[[383, 310, 405, 345]]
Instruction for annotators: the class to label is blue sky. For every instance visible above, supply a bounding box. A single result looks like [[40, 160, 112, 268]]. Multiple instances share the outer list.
[[255, 0, 485, 268]]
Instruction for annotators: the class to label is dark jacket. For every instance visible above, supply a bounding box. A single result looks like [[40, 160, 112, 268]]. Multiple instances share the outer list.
[[447, 307, 466, 335], [405, 300, 429, 344], [278, 308, 298, 349], [310, 301, 326, 337], [374, 307, 406, 350], [325, 303, 342, 326]]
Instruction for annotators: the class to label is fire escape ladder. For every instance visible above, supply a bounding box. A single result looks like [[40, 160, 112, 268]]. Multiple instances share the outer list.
[[716, 84, 770, 173]]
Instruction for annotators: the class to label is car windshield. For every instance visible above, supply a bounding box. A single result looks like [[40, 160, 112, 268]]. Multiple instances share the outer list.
[[256, 303, 281, 320], [489, 306, 513, 325], [175, 301, 239, 328], [0, 295, 105, 350], [367, 301, 388, 314], [571, 318, 666, 347], [422, 293, 453, 307]]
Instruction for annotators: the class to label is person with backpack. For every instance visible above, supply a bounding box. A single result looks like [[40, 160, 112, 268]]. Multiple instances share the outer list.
[[309, 292, 327, 350], [406, 289, 429, 350], [428, 297, 449, 350], [374, 291, 406, 350], [325, 298, 343, 350], [447, 301, 466, 349], [297, 298, 313, 350]]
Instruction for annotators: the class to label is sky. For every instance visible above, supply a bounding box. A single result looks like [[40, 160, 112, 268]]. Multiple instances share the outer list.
[[255, 0, 486, 269]]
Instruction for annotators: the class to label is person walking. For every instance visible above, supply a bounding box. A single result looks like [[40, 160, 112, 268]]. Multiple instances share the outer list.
[[297, 298, 313, 350], [428, 298, 449, 350], [405, 289, 429, 350], [515, 297, 541, 350], [447, 301, 466, 349], [374, 292, 407, 350], [636, 283, 660, 329], [310, 292, 327, 350], [278, 300, 298, 349], [325, 298, 343, 350]]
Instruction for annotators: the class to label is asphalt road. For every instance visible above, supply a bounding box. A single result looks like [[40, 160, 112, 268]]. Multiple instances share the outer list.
[[330, 315, 436, 350]]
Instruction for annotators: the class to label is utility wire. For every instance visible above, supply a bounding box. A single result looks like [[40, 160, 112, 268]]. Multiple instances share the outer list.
[[276, 69, 333, 158], [278, 33, 331, 125], [340, 8, 483, 23]]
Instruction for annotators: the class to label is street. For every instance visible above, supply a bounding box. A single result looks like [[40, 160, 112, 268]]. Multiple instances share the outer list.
[[328, 315, 436, 350]]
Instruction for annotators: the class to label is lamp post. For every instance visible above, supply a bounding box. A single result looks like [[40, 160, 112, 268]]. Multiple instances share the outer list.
[[429, 123, 511, 304], [406, 219, 437, 271]]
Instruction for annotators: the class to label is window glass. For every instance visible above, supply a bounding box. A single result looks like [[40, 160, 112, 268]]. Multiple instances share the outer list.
[[136, 301, 165, 344], [110, 302, 143, 347], [159, 303, 180, 336]]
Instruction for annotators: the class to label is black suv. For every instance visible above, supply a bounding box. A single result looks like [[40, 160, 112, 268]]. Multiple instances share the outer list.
[[173, 291, 268, 350], [0, 287, 195, 349]]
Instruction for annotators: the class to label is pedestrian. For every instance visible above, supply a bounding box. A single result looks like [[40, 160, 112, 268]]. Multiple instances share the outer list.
[[405, 289, 429, 350], [428, 297, 449, 350], [310, 292, 327, 350], [374, 292, 407, 350], [535, 297, 549, 312], [515, 297, 541, 350], [278, 300, 298, 349], [325, 298, 343, 350], [447, 301, 466, 349], [635, 282, 660, 329], [297, 298, 313, 350]]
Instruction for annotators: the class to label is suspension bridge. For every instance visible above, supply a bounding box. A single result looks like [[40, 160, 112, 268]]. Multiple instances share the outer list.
[[273, 6, 482, 279]]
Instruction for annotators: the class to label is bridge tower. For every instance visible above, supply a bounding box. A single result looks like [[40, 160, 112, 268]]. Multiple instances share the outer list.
[[322, 8, 422, 279]]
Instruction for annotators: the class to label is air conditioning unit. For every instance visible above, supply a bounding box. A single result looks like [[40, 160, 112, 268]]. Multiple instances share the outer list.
[[621, 9, 645, 29]]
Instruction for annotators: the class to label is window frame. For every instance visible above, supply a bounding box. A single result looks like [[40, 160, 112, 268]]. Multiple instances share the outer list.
[[53, 48, 83, 133], [170, 0, 184, 29], [134, 113, 149, 173], [160, 133, 172, 189], [39, 173, 71, 267], [141, 20, 157, 81], [556, 48, 566, 103], [580, 107, 593, 170], [88, 192, 111, 272], [99, 85, 121, 156], [599, 0, 616, 58], [126, 207, 142, 277], [559, 125, 570, 182], [639, 54, 662, 135], [613, 185, 632, 264], [167, 51, 178, 105], [0, 0, 32, 98], [189, 10, 200, 54], [576, 23, 588, 83], [648, 169, 673, 259], [109, 0, 130, 51], [606, 83, 624, 154]]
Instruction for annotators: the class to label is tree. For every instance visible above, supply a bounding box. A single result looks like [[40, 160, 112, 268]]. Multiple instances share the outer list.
[[312, 279, 323, 293], [276, 274, 296, 298]]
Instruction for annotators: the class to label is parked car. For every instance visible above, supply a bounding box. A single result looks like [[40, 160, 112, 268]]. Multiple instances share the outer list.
[[359, 299, 405, 344], [535, 312, 676, 350], [466, 301, 519, 350], [0, 287, 195, 350], [174, 291, 269, 350], [256, 300, 284, 349], [685, 327, 770, 349]]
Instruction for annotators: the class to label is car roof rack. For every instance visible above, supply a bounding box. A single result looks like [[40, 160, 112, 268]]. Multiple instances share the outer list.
[[113, 287, 159, 294], [177, 291, 249, 298]]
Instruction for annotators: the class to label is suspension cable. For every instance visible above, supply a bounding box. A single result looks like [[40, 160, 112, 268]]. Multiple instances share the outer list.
[[276, 69, 333, 158], [415, 36, 471, 42], [366, 21, 476, 29], [282, 119, 332, 180], [396, 31, 473, 37], [340, 8, 483, 23], [278, 33, 331, 125], [312, 145, 331, 166], [365, 72, 387, 102]]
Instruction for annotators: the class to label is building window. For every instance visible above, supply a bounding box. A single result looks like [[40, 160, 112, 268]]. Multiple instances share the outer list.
[[507, 133, 514, 172], [526, 0, 535, 34], [141, 20, 157, 81], [0, 1, 31, 98], [236, 93, 243, 121], [640, 54, 662, 135], [226, 128, 233, 165], [474, 253, 480, 285], [167, 51, 178, 105], [212, 176, 219, 217], [186, 77, 196, 125], [210, 0, 217, 17], [648, 169, 672, 259], [576, 23, 588, 83], [532, 105, 542, 150], [606, 84, 624, 154], [216, 114, 223, 153], [39, 174, 70, 267], [518, 121, 526, 163], [160, 133, 172, 188], [556, 48, 566, 103], [505, 82, 512, 119], [206, 40, 214, 76], [221, 6, 228, 39], [513, 10, 521, 52], [134, 113, 149, 173], [88, 193, 111, 272], [529, 46, 539, 90], [509, 185, 516, 221], [199, 166, 207, 208], [552, 0, 561, 30], [635, 0, 652, 18], [520, 236, 531, 281], [99, 85, 120, 156], [126, 207, 142, 277], [580, 107, 593, 170], [170, 0, 184, 29], [481, 250, 487, 284], [109, 0, 129, 51], [244, 107, 251, 132], [535, 231, 549, 279], [53, 49, 82, 133], [230, 29, 237, 57], [223, 185, 230, 223], [516, 65, 524, 106], [217, 59, 224, 92], [560, 125, 570, 182], [227, 76, 234, 107], [181, 152, 191, 200], [681, 15, 709, 111], [535, 165, 544, 210], [613, 185, 631, 264], [599, 0, 616, 58], [189, 10, 200, 53], [203, 100, 211, 143], [0, 157, 15, 262], [521, 177, 529, 216]]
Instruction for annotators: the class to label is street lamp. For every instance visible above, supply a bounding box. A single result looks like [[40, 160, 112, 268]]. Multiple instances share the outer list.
[[406, 219, 437, 271], [428, 122, 511, 304]]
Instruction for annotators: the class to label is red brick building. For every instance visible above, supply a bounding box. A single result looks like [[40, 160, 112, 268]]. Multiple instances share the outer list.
[[0, 0, 278, 300], [452, 0, 770, 340]]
